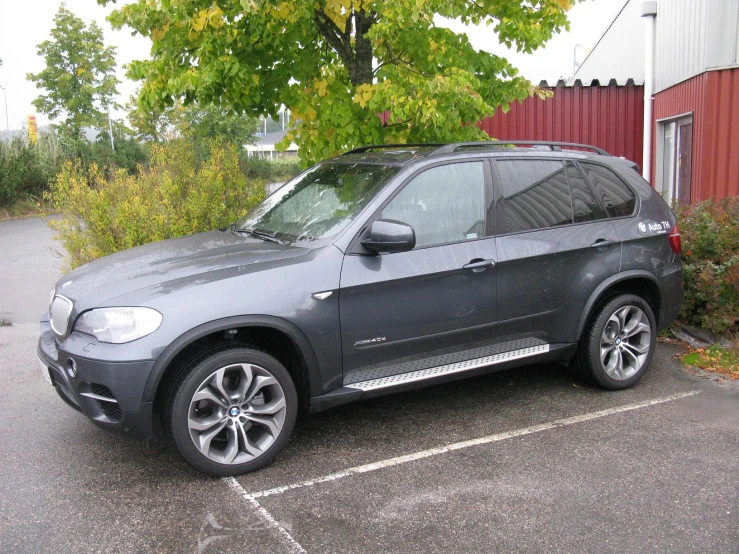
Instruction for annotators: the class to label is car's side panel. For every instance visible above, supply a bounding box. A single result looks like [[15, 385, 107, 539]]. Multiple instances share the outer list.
[[611, 181, 678, 273], [494, 222, 622, 345], [104, 245, 346, 395], [339, 238, 498, 384]]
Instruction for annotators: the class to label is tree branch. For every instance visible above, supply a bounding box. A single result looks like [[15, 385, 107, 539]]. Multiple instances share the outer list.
[[468, 0, 501, 23], [314, 10, 350, 62], [384, 41, 429, 77], [383, 117, 413, 128]]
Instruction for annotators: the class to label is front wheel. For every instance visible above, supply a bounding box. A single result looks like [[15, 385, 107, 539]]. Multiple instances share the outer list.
[[573, 294, 656, 390], [165, 347, 298, 476]]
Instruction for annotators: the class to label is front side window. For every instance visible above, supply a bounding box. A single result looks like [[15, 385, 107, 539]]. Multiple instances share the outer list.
[[580, 163, 636, 217], [497, 160, 572, 233], [380, 162, 485, 249], [236, 163, 398, 245]]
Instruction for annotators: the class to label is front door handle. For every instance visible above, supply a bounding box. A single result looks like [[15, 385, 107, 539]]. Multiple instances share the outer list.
[[463, 259, 495, 272], [591, 239, 616, 249]]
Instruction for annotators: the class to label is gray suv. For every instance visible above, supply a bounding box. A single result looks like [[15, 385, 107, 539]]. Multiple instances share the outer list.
[[37, 142, 683, 476]]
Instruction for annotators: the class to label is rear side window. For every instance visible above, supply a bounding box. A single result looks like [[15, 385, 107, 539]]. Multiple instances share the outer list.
[[580, 163, 636, 217], [566, 162, 607, 223], [496, 160, 572, 233]]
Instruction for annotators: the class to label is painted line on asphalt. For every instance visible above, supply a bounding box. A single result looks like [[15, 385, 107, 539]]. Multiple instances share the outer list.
[[248, 390, 701, 500], [224, 476, 307, 553]]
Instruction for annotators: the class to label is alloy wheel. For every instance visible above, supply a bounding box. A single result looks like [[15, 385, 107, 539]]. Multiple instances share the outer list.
[[187, 363, 287, 464], [600, 305, 651, 380]]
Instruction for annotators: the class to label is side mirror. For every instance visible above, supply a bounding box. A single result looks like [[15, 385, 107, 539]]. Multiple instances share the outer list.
[[360, 219, 416, 254]]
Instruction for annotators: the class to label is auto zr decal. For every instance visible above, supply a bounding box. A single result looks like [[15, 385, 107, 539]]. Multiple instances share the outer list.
[[638, 221, 670, 234]]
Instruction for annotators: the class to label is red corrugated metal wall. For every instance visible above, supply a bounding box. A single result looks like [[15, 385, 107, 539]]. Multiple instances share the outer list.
[[477, 83, 644, 168], [652, 68, 739, 200], [704, 69, 739, 200]]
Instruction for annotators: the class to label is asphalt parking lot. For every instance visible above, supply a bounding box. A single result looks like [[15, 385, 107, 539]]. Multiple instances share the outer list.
[[1, 217, 738, 553]]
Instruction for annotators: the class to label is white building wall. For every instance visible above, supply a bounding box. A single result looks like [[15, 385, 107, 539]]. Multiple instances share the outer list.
[[573, 0, 645, 84], [573, 0, 739, 92]]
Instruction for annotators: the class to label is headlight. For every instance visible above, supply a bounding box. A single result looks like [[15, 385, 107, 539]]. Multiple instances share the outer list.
[[74, 307, 163, 344]]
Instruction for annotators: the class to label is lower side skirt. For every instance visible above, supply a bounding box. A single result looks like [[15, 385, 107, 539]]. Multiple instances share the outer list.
[[310, 342, 576, 413]]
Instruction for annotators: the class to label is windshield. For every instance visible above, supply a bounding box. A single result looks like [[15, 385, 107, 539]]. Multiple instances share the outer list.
[[235, 163, 399, 245]]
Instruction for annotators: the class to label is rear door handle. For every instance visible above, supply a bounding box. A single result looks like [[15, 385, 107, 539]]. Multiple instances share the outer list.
[[591, 239, 616, 249], [463, 259, 495, 271]]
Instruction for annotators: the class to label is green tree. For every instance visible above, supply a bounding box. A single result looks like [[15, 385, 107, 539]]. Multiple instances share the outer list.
[[28, 4, 119, 141], [127, 93, 257, 146], [108, 0, 574, 164]]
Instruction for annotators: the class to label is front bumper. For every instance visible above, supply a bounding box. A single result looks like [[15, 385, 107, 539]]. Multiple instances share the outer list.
[[37, 315, 155, 440]]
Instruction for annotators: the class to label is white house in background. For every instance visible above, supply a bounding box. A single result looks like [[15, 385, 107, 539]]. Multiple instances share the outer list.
[[245, 130, 298, 158]]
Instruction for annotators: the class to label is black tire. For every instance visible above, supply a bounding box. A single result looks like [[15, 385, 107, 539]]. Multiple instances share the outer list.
[[164, 347, 298, 476], [572, 294, 657, 390]]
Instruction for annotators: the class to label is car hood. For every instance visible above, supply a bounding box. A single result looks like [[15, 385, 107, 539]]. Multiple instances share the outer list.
[[53, 230, 309, 310]]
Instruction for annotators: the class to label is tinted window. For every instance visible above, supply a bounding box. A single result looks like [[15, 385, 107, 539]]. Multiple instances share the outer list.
[[580, 163, 636, 217], [497, 160, 572, 233], [566, 162, 607, 223], [381, 162, 485, 248]]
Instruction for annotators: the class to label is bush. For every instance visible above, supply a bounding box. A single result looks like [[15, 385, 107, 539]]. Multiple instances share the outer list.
[[47, 140, 266, 270], [239, 156, 302, 182], [74, 133, 149, 176], [0, 132, 149, 208], [676, 197, 739, 337], [0, 135, 62, 204]]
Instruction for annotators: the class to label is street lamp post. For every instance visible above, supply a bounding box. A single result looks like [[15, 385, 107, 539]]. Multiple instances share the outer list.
[[572, 44, 583, 83], [0, 85, 9, 131]]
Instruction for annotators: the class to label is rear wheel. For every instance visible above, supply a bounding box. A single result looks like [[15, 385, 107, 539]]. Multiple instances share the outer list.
[[164, 347, 298, 476], [573, 294, 656, 390]]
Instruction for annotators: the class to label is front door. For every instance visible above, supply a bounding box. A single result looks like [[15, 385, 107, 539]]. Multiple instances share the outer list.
[[339, 161, 498, 385]]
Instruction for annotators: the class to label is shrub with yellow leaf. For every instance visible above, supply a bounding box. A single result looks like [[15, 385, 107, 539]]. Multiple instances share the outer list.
[[46, 140, 266, 271]]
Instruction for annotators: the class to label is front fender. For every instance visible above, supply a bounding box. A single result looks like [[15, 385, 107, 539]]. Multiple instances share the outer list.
[[142, 315, 323, 402]]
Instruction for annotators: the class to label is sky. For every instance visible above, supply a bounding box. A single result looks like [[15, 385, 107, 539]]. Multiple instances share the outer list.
[[0, 0, 627, 131]]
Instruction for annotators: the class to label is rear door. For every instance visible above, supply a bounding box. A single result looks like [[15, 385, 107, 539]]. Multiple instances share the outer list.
[[339, 160, 498, 385], [492, 159, 622, 349]]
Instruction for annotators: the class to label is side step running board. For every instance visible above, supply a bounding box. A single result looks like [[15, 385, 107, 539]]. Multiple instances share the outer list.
[[345, 344, 550, 392]]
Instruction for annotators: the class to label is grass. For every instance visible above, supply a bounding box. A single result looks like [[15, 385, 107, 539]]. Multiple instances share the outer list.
[[681, 345, 739, 379], [0, 195, 46, 220]]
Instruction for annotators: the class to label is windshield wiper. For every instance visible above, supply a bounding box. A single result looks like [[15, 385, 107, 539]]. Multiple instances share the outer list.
[[234, 226, 281, 243]]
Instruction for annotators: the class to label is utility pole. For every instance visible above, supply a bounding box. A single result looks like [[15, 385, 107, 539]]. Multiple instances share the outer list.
[[108, 105, 115, 150], [0, 85, 9, 131]]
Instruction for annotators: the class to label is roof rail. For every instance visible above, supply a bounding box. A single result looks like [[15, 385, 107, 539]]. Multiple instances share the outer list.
[[432, 141, 611, 156], [343, 143, 446, 155]]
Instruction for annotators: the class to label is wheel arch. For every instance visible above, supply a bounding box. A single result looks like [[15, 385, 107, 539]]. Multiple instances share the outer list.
[[575, 270, 664, 342], [144, 316, 323, 410]]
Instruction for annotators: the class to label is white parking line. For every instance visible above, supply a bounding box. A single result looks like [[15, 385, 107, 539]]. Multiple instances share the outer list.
[[248, 390, 700, 500], [224, 476, 307, 553]]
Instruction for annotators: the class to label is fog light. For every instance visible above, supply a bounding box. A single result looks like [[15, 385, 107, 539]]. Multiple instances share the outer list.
[[66, 358, 77, 378]]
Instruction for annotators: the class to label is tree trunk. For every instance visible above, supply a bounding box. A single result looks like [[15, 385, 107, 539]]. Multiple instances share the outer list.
[[351, 10, 373, 86], [314, 8, 374, 88]]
